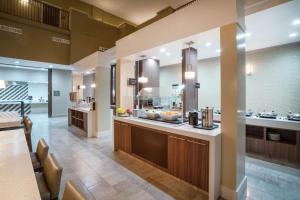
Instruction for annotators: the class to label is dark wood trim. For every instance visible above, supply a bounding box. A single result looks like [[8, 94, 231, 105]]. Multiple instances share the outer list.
[[182, 47, 198, 117], [48, 69, 52, 117], [110, 64, 116, 106]]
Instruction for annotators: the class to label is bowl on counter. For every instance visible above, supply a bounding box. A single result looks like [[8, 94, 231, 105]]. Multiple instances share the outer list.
[[145, 110, 160, 119], [160, 111, 180, 121]]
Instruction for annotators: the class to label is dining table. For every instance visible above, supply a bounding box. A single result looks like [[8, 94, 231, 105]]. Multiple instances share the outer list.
[[0, 129, 40, 199]]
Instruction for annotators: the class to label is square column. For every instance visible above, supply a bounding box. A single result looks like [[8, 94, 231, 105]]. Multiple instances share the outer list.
[[220, 22, 247, 200]]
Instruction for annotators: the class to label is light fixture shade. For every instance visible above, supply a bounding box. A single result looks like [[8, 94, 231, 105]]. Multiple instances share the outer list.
[[184, 71, 195, 79], [91, 83, 96, 88], [138, 76, 148, 83], [0, 80, 6, 89]]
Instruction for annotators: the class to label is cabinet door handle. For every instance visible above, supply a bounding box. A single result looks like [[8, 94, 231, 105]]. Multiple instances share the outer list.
[[187, 140, 207, 146], [169, 136, 186, 141]]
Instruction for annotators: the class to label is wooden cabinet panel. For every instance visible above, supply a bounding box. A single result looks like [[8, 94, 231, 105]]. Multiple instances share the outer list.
[[266, 141, 298, 163], [120, 123, 131, 153], [246, 137, 265, 155], [114, 122, 131, 153], [186, 139, 209, 192], [168, 136, 188, 181], [114, 122, 121, 150], [168, 135, 209, 192], [132, 126, 168, 168]]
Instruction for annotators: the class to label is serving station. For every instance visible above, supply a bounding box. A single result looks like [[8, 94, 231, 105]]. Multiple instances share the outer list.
[[114, 111, 221, 200], [68, 107, 96, 137], [245, 116, 300, 167]]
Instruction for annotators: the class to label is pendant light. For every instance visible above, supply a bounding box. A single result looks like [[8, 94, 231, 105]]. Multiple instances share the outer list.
[[138, 55, 148, 83], [184, 41, 195, 80], [0, 80, 6, 89]]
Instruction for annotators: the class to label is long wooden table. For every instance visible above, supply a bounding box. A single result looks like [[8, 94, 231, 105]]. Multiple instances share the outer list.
[[0, 129, 40, 199]]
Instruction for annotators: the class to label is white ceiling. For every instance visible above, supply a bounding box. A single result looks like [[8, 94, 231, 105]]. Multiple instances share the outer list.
[[126, 0, 300, 67], [80, 0, 191, 25], [0, 57, 73, 71]]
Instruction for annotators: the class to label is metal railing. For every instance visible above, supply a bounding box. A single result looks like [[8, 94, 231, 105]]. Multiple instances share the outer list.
[[0, 0, 69, 30]]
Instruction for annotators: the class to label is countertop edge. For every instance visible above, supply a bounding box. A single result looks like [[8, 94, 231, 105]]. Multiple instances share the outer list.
[[114, 116, 221, 141]]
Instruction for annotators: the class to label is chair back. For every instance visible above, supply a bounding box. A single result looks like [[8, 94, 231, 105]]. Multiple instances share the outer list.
[[44, 153, 63, 199], [62, 181, 88, 200], [36, 138, 49, 166], [24, 117, 33, 135]]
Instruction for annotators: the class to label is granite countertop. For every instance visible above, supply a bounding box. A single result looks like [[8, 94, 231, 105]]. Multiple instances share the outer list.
[[114, 116, 221, 141]]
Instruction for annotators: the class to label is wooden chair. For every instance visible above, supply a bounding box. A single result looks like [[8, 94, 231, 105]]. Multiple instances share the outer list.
[[35, 153, 62, 200], [30, 138, 49, 172], [24, 116, 33, 152], [62, 181, 89, 200]]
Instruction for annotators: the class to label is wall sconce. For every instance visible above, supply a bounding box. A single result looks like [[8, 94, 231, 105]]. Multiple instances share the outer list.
[[91, 83, 96, 88], [21, 0, 29, 5], [144, 87, 152, 92], [246, 64, 253, 76], [77, 85, 86, 89]]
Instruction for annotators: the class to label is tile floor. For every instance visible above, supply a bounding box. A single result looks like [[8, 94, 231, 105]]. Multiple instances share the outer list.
[[29, 114, 300, 200]]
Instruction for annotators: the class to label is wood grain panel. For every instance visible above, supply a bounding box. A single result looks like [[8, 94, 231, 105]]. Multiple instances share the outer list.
[[266, 141, 298, 163], [246, 137, 265, 155], [120, 123, 131, 153], [131, 126, 168, 168], [186, 139, 209, 191], [114, 121, 121, 150], [168, 136, 188, 180], [182, 47, 198, 117]]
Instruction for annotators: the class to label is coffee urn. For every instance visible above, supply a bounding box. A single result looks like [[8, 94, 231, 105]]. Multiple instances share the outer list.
[[201, 107, 213, 128]]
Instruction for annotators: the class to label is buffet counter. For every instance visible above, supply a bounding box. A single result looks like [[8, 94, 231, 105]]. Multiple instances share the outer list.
[[114, 116, 221, 200], [246, 116, 300, 131]]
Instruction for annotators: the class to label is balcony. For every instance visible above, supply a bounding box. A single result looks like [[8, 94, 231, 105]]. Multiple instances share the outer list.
[[0, 0, 69, 30]]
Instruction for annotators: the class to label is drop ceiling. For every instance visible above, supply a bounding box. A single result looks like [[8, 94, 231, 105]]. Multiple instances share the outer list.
[[126, 0, 300, 67]]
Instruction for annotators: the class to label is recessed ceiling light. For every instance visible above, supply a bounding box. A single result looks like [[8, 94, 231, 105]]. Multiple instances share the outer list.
[[292, 19, 300, 25], [216, 49, 221, 53], [166, 52, 171, 56], [205, 42, 211, 47], [160, 48, 166, 53], [289, 32, 298, 38], [14, 61, 19, 64]]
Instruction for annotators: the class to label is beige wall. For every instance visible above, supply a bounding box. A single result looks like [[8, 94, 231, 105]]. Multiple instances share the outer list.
[[160, 42, 300, 115], [69, 10, 120, 64], [0, 13, 70, 65], [116, 59, 135, 109], [72, 73, 83, 99]]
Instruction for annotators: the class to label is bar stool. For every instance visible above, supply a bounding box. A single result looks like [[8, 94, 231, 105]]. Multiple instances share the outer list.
[[30, 138, 49, 172], [35, 153, 63, 200], [24, 116, 33, 152], [62, 181, 88, 200]]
